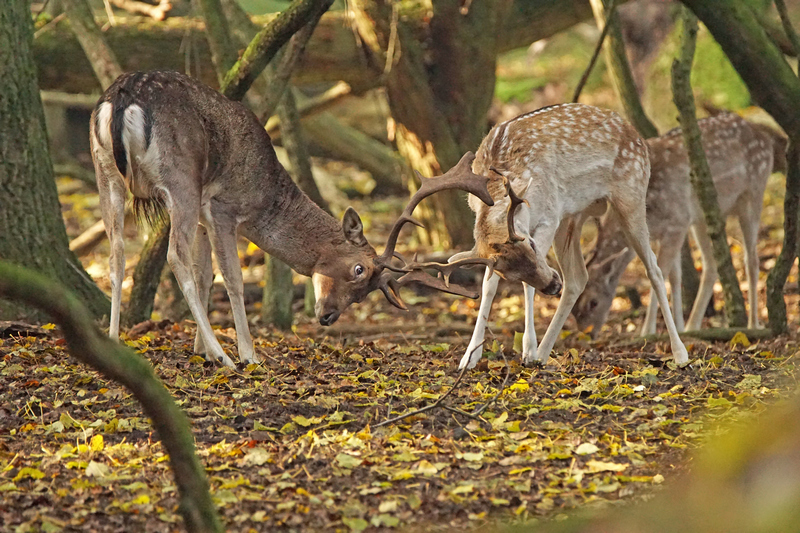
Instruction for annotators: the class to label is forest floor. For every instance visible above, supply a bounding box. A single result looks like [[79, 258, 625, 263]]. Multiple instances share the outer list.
[[1, 160, 797, 531], [0, 310, 797, 532]]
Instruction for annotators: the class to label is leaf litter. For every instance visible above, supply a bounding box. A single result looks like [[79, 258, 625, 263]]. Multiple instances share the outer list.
[[0, 318, 797, 532]]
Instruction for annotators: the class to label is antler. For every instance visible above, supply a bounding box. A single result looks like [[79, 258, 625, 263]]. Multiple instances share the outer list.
[[490, 166, 528, 243], [377, 152, 495, 266], [377, 257, 495, 310]]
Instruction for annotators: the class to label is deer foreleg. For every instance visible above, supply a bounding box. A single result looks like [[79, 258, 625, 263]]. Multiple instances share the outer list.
[[530, 216, 587, 365], [459, 268, 500, 369], [521, 283, 538, 362]]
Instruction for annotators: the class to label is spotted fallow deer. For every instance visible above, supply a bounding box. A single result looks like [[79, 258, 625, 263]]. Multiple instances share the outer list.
[[450, 103, 689, 369], [572, 112, 786, 336], [90, 71, 494, 368]]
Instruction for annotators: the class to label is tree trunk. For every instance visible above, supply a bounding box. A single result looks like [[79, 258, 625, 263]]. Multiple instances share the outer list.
[[124, 224, 171, 328], [0, 0, 109, 322], [0, 261, 222, 533], [678, 0, 800, 331], [31, 2, 629, 94], [766, 142, 800, 333], [262, 255, 294, 329], [679, 0, 800, 139], [671, 7, 747, 328], [589, 0, 659, 139], [352, 0, 511, 248], [60, 0, 123, 89]]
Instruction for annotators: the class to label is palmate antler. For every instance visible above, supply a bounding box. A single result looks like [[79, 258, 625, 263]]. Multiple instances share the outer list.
[[376, 152, 496, 310]]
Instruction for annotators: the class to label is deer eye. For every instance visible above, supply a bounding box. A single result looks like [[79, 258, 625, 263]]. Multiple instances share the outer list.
[[589, 299, 598, 311], [354, 264, 365, 277]]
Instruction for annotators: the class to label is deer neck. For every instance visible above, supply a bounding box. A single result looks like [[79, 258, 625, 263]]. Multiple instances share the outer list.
[[240, 176, 342, 277]]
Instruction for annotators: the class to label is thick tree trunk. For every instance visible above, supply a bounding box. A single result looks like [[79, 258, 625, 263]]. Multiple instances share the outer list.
[[32, 2, 628, 94], [671, 8, 747, 328], [352, 0, 510, 248], [262, 255, 294, 329], [0, 0, 109, 321], [0, 261, 221, 533]]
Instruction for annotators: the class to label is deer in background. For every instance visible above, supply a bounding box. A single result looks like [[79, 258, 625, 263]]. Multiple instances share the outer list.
[[573, 112, 786, 336], [450, 103, 689, 369], [90, 71, 493, 368]]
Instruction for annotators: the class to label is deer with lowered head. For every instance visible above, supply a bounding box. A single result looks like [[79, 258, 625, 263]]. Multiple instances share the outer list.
[[450, 103, 689, 369], [90, 71, 494, 368], [572, 112, 786, 336]]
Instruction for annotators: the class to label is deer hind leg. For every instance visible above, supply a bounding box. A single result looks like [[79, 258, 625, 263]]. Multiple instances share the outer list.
[[530, 215, 588, 366], [641, 231, 686, 335], [522, 283, 538, 362], [191, 225, 213, 355], [164, 192, 235, 368], [616, 202, 689, 365], [94, 155, 127, 340], [459, 268, 500, 370], [205, 215, 259, 365], [737, 197, 764, 329], [685, 223, 717, 331]]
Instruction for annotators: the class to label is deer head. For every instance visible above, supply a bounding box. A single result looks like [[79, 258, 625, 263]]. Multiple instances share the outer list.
[[312, 152, 496, 326], [450, 169, 562, 295]]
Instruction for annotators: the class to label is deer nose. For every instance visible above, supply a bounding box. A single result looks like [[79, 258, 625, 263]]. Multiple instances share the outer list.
[[319, 311, 338, 326], [542, 274, 562, 296]]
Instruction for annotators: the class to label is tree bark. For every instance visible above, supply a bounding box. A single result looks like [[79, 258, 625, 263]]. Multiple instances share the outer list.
[[671, 8, 747, 328], [60, 0, 123, 89], [124, 224, 171, 328], [0, 0, 109, 322], [351, 0, 511, 248], [262, 255, 294, 329], [678, 0, 800, 332], [0, 261, 222, 533], [589, 0, 658, 139], [766, 142, 800, 333], [679, 0, 800, 140], [220, 0, 334, 101]]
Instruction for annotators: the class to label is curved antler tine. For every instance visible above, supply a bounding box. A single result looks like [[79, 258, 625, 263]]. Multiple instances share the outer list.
[[395, 270, 480, 299], [378, 272, 408, 310], [377, 152, 495, 265], [504, 179, 527, 243]]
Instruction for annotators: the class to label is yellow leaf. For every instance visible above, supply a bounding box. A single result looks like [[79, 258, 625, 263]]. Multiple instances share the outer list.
[[585, 460, 628, 473], [13, 467, 45, 481], [509, 379, 529, 393], [188, 356, 206, 364], [730, 331, 751, 348], [132, 494, 150, 505], [90, 435, 104, 452], [41, 323, 56, 330]]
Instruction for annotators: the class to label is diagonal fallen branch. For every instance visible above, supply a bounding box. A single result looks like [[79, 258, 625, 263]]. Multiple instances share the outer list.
[[371, 343, 511, 429]]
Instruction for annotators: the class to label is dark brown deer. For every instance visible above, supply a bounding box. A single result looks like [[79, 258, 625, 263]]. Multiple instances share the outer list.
[[449, 103, 689, 369], [90, 71, 493, 368]]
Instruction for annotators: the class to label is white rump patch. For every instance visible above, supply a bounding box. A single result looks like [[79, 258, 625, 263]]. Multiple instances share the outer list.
[[94, 102, 113, 150]]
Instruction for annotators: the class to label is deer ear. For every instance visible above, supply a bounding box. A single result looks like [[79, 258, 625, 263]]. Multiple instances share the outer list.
[[342, 207, 367, 246]]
